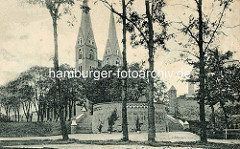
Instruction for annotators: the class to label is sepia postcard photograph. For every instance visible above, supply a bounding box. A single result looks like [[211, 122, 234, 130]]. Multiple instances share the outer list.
[[0, 0, 239, 148]]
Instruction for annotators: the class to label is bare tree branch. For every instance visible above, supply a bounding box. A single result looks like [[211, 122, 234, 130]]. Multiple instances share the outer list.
[[182, 50, 199, 59], [99, 0, 149, 45], [194, 0, 199, 5], [180, 22, 199, 44], [204, 5, 227, 52], [168, 4, 197, 11], [126, 0, 134, 6], [223, 24, 240, 29], [172, 49, 199, 59]]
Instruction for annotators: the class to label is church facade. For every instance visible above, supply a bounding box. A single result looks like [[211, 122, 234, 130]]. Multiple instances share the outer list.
[[75, 0, 122, 72]]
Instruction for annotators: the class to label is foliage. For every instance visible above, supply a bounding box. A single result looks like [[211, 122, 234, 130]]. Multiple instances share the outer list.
[[188, 48, 239, 131], [0, 65, 85, 122], [83, 65, 122, 104], [136, 115, 142, 132], [98, 0, 172, 141], [107, 108, 118, 133], [97, 120, 103, 133], [175, 0, 234, 142], [173, 100, 181, 119], [204, 49, 239, 128], [0, 114, 11, 122], [83, 63, 149, 104]]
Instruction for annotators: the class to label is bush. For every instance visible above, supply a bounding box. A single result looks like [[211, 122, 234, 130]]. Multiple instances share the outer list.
[[188, 120, 227, 139], [107, 109, 118, 133], [136, 116, 143, 132], [0, 114, 11, 122], [0, 121, 71, 137]]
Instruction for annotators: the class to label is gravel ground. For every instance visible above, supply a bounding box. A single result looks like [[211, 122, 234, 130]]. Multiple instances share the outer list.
[[4, 144, 202, 149], [0, 132, 239, 146], [0, 132, 199, 142]]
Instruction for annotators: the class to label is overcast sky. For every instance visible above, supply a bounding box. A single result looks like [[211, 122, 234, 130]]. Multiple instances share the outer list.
[[0, 0, 239, 96]]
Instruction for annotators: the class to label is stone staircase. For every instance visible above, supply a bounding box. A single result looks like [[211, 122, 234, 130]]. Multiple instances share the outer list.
[[167, 115, 184, 131], [75, 112, 93, 134]]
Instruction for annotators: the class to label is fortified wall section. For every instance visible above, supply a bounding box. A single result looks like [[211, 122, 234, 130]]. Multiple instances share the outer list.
[[92, 102, 167, 133]]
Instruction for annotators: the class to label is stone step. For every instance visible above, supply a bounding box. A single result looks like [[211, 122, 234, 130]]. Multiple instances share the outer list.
[[74, 113, 93, 134], [76, 127, 92, 134], [77, 126, 92, 129]]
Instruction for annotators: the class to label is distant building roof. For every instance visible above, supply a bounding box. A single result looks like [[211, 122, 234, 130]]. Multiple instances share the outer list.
[[169, 85, 176, 91]]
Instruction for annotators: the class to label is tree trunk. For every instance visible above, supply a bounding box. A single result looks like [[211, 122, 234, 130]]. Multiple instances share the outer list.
[[121, 0, 129, 141], [64, 101, 68, 121], [5, 106, 9, 120], [50, 108, 53, 122], [68, 100, 72, 121], [198, 0, 207, 142], [22, 102, 30, 122], [14, 109, 17, 122], [47, 107, 50, 121], [219, 100, 228, 129], [210, 104, 216, 129], [37, 103, 41, 122], [73, 100, 76, 116], [17, 108, 20, 122], [54, 98, 57, 120], [145, 0, 156, 142], [52, 16, 69, 140]]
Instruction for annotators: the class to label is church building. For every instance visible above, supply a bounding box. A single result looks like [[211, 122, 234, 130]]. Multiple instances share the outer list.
[[75, 0, 122, 72]]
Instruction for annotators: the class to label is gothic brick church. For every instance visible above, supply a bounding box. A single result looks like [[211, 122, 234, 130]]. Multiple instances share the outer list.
[[75, 0, 122, 72]]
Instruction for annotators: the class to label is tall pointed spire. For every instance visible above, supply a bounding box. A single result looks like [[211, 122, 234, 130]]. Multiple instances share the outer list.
[[103, 11, 122, 66], [78, 0, 94, 43], [75, 0, 98, 72], [108, 11, 118, 44]]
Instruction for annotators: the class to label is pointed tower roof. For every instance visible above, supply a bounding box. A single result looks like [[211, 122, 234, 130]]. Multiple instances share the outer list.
[[76, 0, 96, 45], [169, 85, 176, 91], [75, 0, 98, 71], [108, 11, 118, 43], [103, 11, 122, 65]]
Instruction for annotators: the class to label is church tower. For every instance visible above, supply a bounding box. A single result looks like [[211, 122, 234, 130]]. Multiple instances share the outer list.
[[168, 85, 177, 110], [102, 11, 122, 66], [187, 82, 195, 97], [187, 71, 195, 97], [75, 0, 98, 72]]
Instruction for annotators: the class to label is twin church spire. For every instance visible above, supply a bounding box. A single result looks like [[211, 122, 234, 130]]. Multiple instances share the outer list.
[[103, 11, 122, 66], [75, 0, 122, 72]]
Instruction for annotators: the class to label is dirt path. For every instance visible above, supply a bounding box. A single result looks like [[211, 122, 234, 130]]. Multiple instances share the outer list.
[[0, 132, 239, 144]]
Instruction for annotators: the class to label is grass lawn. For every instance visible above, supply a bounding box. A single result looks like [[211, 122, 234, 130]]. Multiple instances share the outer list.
[[0, 121, 71, 137]]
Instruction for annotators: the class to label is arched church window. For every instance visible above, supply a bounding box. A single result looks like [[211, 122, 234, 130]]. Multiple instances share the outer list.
[[79, 49, 83, 59], [106, 58, 109, 65], [116, 58, 120, 65], [78, 38, 83, 45], [89, 49, 94, 60], [107, 49, 110, 55]]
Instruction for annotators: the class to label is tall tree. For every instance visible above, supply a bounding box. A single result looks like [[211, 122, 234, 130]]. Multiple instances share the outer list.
[[144, 0, 155, 142], [174, 0, 233, 142], [97, 0, 132, 141], [19, 0, 76, 140], [47, 0, 73, 140], [198, 0, 207, 142], [99, 0, 171, 142], [205, 49, 239, 129], [121, 0, 129, 141]]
